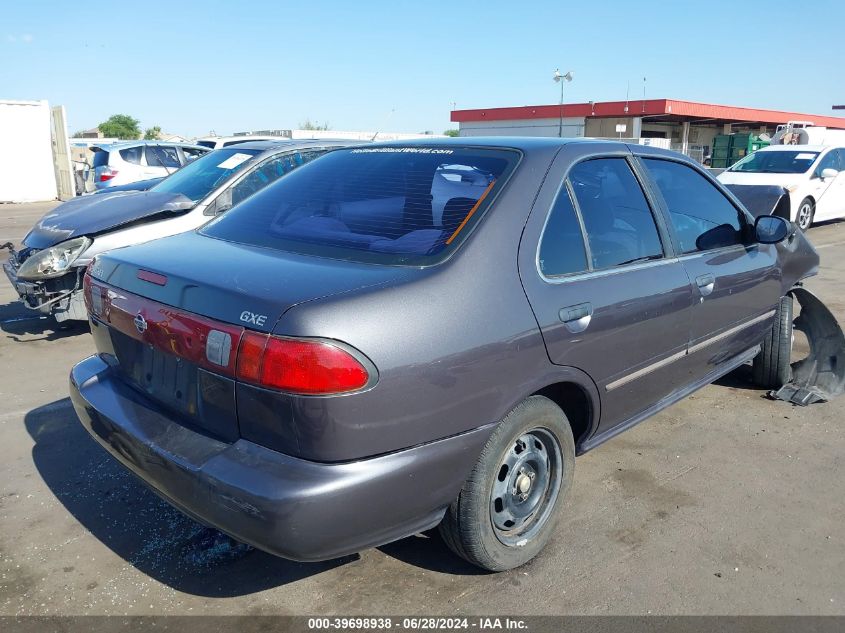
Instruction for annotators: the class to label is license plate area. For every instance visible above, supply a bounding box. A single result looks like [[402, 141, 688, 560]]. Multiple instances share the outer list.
[[104, 324, 239, 443]]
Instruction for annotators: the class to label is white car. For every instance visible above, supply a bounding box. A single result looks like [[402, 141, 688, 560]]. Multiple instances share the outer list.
[[718, 145, 845, 230], [89, 141, 209, 191]]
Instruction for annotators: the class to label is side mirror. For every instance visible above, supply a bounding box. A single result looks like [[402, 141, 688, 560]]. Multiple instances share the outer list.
[[755, 215, 789, 244], [821, 168, 839, 181]]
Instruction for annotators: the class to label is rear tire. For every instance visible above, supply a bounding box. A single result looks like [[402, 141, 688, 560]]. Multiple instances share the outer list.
[[752, 294, 794, 389], [796, 198, 815, 231], [439, 395, 575, 571]]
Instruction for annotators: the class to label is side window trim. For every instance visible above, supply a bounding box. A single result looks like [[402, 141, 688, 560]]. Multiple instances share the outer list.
[[625, 155, 679, 259], [566, 155, 668, 266], [566, 179, 594, 272]]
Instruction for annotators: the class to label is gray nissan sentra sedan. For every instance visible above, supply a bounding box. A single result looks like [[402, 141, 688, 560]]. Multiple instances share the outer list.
[[70, 138, 827, 571]]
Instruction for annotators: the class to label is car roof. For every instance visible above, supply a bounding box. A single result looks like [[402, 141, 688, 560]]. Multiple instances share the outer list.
[[93, 140, 208, 151], [365, 136, 611, 151], [228, 139, 366, 152], [196, 135, 280, 142]]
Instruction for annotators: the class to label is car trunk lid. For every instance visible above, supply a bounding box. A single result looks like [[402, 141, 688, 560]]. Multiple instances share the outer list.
[[88, 232, 413, 331], [84, 231, 414, 442]]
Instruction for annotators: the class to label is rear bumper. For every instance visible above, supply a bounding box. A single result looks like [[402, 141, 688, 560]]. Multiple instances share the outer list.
[[69, 354, 492, 561]]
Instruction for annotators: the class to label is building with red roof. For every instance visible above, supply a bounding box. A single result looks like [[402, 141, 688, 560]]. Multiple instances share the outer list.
[[451, 99, 845, 162]]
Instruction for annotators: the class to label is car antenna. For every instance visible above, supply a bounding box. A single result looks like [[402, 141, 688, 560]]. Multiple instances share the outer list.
[[371, 107, 396, 142]]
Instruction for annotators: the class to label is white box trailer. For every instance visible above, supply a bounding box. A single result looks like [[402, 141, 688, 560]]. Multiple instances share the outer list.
[[0, 100, 59, 202]]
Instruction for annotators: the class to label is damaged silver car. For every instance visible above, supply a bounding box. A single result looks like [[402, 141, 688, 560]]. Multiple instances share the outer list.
[[3, 140, 354, 323]]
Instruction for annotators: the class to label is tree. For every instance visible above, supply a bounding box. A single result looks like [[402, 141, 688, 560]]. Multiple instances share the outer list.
[[299, 118, 330, 131], [444, 129, 460, 137], [98, 114, 141, 140], [144, 126, 162, 140]]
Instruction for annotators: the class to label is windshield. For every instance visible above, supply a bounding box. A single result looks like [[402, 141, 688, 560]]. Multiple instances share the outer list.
[[201, 146, 518, 265], [729, 150, 819, 174], [150, 148, 261, 201]]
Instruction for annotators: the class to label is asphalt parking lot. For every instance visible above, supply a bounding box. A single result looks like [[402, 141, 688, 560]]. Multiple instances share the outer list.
[[1, 201, 844, 616]]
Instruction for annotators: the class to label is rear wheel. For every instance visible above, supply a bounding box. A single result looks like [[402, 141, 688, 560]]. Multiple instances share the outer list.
[[752, 294, 794, 389], [796, 198, 815, 231], [439, 396, 575, 571]]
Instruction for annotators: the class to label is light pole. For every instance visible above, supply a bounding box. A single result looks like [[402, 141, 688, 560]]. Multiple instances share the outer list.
[[553, 69, 574, 137]]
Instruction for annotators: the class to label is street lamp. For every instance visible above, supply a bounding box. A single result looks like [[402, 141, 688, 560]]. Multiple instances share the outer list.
[[553, 69, 574, 137]]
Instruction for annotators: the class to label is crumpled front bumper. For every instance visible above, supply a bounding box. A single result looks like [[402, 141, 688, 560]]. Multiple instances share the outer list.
[[69, 354, 492, 561], [3, 258, 86, 321]]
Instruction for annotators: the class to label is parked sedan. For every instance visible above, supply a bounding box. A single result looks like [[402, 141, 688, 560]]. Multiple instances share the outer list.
[[4, 140, 354, 323], [70, 139, 836, 572], [89, 141, 210, 191]]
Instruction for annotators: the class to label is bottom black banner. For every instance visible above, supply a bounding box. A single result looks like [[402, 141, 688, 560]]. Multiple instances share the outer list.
[[1, 616, 844, 633]]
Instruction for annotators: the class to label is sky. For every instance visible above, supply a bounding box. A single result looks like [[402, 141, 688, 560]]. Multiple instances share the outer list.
[[3, 0, 844, 138]]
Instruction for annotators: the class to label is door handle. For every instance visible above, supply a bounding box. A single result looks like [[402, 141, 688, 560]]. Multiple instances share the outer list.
[[559, 302, 593, 333], [696, 273, 715, 297]]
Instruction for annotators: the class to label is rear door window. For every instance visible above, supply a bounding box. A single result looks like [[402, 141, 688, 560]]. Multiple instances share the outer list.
[[119, 146, 143, 165], [642, 158, 748, 253], [145, 145, 181, 169], [568, 158, 664, 270], [202, 147, 519, 265]]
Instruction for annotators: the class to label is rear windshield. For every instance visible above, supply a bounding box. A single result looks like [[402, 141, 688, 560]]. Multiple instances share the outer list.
[[150, 147, 261, 202], [729, 150, 819, 174], [201, 146, 518, 265], [196, 140, 216, 149]]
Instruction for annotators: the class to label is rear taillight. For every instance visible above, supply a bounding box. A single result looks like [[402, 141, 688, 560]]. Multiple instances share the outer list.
[[99, 168, 118, 182], [236, 332, 370, 395], [85, 276, 373, 395]]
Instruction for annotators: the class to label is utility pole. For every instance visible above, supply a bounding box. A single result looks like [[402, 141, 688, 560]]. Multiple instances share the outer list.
[[553, 69, 574, 137]]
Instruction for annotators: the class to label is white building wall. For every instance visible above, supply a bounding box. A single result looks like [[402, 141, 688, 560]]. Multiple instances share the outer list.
[[458, 117, 586, 138], [0, 100, 58, 202]]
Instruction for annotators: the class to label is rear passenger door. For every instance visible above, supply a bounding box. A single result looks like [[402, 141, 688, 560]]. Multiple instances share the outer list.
[[519, 144, 696, 437], [638, 155, 781, 381]]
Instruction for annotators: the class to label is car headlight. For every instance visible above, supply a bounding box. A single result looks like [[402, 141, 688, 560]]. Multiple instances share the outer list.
[[16, 236, 92, 280]]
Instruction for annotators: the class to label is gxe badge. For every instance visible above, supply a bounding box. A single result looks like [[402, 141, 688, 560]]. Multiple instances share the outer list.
[[133, 313, 148, 334]]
